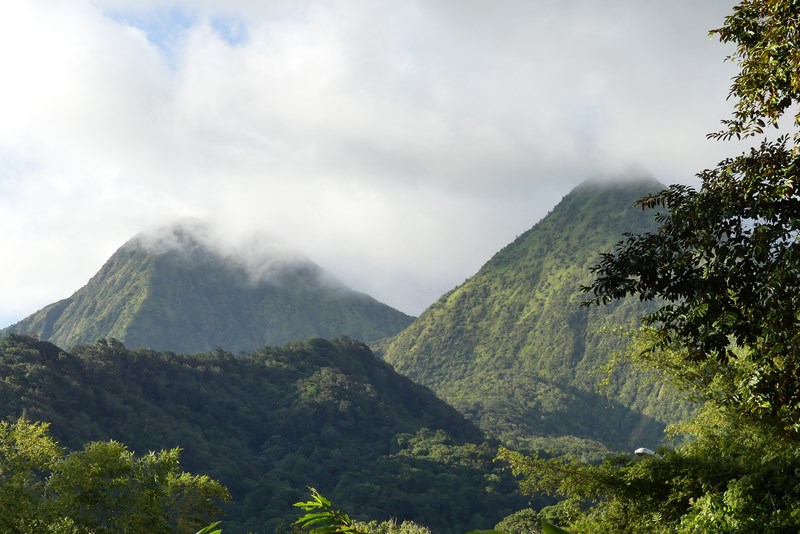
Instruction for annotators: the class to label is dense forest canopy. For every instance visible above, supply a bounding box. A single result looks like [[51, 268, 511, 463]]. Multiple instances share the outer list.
[[0, 334, 527, 533]]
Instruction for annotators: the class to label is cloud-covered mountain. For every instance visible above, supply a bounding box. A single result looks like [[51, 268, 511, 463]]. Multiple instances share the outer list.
[[378, 177, 692, 456], [3, 221, 414, 353]]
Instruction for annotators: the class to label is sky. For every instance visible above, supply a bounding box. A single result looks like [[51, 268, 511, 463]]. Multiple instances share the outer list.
[[1, 0, 740, 327]]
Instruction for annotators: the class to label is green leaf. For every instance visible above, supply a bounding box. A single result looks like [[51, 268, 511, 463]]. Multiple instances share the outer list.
[[195, 522, 223, 534], [541, 520, 572, 534]]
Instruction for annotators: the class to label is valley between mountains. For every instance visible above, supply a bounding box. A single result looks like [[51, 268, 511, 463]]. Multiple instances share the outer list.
[[0, 176, 688, 532]]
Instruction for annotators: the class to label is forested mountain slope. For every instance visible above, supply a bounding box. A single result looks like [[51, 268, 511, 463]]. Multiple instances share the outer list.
[[0, 333, 526, 533], [379, 177, 692, 455], [2, 222, 413, 353]]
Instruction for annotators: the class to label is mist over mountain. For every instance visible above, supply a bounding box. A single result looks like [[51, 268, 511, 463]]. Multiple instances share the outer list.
[[378, 177, 692, 456], [2, 221, 414, 353], [0, 177, 699, 529]]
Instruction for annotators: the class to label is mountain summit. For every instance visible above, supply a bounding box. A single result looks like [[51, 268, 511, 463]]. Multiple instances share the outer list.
[[379, 177, 690, 454], [4, 221, 414, 353]]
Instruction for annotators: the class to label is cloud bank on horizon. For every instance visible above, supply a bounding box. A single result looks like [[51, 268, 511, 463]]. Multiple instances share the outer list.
[[1, 0, 737, 326]]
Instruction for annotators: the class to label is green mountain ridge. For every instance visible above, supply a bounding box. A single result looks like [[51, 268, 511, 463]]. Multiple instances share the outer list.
[[0, 333, 527, 533], [379, 177, 692, 455], [2, 222, 414, 353]]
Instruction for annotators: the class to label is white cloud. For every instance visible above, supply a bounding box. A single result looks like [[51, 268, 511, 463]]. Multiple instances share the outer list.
[[0, 0, 738, 327]]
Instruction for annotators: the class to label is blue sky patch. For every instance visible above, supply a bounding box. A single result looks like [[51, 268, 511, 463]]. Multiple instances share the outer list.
[[211, 16, 249, 46], [105, 7, 198, 66]]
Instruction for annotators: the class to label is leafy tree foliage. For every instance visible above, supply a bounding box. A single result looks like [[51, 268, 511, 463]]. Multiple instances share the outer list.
[[492, 508, 542, 534], [294, 487, 368, 534], [359, 520, 433, 534], [292, 489, 437, 534], [0, 419, 62, 532], [710, 0, 800, 141], [496, 0, 800, 531], [585, 0, 800, 438], [499, 394, 800, 532], [587, 140, 800, 435], [0, 418, 228, 533]]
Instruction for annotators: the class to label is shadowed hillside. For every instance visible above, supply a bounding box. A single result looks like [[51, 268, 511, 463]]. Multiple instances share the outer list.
[[0, 333, 527, 533]]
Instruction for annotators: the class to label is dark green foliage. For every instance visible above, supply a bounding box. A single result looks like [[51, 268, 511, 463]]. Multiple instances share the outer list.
[[2, 223, 414, 353], [708, 0, 800, 141], [497, 2, 800, 531], [0, 334, 526, 533], [587, 141, 800, 435], [379, 178, 691, 454], [585, 3, 800, 439]]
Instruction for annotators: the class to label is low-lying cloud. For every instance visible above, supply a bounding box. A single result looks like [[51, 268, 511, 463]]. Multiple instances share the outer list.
[[132, 218, 343, 290], [1, 0, 738, 326]]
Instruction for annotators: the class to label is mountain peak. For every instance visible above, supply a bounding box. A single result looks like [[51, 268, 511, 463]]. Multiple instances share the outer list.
[[576, 160, 662, 187], [571, 173, 665, 199], [380, 175, 685, 454], [121, 219, 350, 294], [3, 222, 413, 352], [126, 218, 214, 255]]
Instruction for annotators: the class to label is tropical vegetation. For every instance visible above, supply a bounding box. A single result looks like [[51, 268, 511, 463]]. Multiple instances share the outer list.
[[0, 333, 526, 533], [499, 0, 800, 531], [3, 0, 798, 531], [0, 418, 228, 533], [378, 177, 691, 457]]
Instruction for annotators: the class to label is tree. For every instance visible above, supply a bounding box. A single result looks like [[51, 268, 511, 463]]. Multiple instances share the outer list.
[[585, 0, 800, 438], [499, 386, 800, 532], [294, 487, 369, 534], [293, 488, 436, 534], [47, 441, 229, 534], [497, 1, 800, 531], [709, 0, 800, 142], [0, 418, 229, 533], [0, 419, 62, 532]]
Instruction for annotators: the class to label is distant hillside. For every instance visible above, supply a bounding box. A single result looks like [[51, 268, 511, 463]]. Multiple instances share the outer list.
[[379, 177, 692, 456], [2, 222, 414, 353], [0, 333, 527, 533]]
